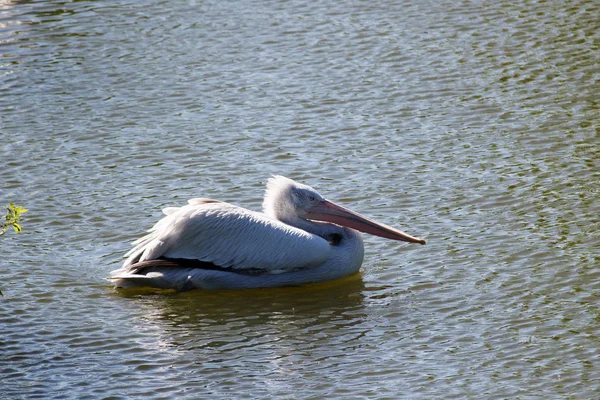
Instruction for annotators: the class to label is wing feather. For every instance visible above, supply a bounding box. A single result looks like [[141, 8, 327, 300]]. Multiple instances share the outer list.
[[123, 202, 330, 274]]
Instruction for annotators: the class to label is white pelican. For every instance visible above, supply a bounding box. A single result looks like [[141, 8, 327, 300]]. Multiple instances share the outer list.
[[109, 175, 425, 290]]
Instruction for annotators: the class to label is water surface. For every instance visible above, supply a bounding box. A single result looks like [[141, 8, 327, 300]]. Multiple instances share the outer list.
[[1, 0, 599, 398]]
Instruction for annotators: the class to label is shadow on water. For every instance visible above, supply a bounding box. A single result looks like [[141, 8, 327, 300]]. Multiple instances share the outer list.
[[109, 273, 368, 344]]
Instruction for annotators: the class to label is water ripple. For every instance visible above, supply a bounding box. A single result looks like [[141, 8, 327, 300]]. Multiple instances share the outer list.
[[1, 0, 599, 398]]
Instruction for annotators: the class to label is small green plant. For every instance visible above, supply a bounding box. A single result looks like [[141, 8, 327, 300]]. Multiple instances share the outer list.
[[0, 203, 27, 296], [1, 203, 28, 236], [1, 203, 27, 295]]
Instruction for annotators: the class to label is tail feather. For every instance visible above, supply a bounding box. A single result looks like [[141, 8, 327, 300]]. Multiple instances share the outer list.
[[108, 258, 268, 291], [110, 258, 221, 290], [109, 263, 195, 290]]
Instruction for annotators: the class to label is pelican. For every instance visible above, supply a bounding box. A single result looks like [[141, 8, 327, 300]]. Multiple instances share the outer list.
[[109, 176, 425, 291]]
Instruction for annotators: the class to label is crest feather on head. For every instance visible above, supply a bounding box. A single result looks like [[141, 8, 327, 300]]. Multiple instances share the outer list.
[[263, 175, 296, 218]]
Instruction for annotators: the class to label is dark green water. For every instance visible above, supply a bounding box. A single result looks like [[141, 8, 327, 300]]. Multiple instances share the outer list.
[[1, 0, 598, 398]]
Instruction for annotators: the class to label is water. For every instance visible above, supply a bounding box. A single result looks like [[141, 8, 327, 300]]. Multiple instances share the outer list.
[[1, 0, 599, 398]]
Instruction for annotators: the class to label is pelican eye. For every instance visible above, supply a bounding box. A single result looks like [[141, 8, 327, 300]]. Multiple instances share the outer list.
[[326, 233, 343, 246]]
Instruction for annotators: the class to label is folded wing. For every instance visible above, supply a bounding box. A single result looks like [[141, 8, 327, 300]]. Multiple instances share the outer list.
[[123, 200, 330, 275]]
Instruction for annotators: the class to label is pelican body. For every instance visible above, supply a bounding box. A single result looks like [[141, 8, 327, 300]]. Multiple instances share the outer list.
[[109, 176, 425, 291]]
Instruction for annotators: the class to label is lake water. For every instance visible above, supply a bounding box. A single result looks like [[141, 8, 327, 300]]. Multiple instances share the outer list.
[[1, 0, 599, 398]]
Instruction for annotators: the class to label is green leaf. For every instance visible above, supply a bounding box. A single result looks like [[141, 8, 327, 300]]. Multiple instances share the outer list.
[[2, 203, 26, 236]]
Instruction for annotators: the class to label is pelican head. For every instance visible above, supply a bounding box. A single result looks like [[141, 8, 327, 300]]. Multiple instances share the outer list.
[[263, 175, 323, 220], [263, 175, 426, 245]]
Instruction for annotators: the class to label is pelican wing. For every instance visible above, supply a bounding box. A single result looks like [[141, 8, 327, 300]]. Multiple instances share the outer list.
[[123, 201, 330, 274]]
